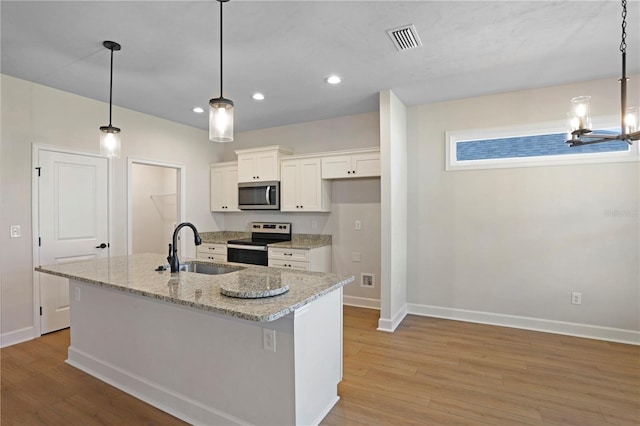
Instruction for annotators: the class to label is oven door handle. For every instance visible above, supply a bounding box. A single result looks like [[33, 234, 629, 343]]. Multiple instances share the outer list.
[[227, 244, 268, 251], [266, 186, 271, 205]]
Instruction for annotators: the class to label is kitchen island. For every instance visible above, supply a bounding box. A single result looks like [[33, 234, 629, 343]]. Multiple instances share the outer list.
[[36, 253, 353, 426]]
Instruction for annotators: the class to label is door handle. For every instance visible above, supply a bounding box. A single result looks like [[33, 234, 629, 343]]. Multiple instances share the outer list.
[[96, 243, 108, 249]]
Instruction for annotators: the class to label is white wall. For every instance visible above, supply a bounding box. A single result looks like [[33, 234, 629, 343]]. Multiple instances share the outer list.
[[0, 75, 222, 344], [406, 75, 640, 341], [379, 91, 408, 331], [132, 164, 177, 255], [217, 112, 382, 304]]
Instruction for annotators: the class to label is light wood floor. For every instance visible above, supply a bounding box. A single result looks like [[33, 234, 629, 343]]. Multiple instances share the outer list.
[[2, 306, 638, 425]]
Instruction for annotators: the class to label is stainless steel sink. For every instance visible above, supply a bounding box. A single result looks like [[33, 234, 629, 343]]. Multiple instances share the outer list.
[[178, 262, 240, 275]]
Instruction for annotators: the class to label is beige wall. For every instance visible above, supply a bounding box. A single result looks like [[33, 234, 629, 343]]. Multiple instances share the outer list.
[[0, 75, 222, 343], [218, 112, 382, 303], [406, 75, 640, 333], [132, 164, 177, 255]]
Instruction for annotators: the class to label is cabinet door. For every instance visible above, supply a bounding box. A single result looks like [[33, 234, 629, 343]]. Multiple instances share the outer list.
[[237, 156, 255, 183], [298, 158, 322, 211], [352, 153, 380, 178], [210, 167, 226, 211], [321, 155, 351, 179], [224, 166, 240, 211], [255, 151, 279, 181], [280, 160, 299, 212]]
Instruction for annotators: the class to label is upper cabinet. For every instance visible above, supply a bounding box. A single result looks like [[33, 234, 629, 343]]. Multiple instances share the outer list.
[[321, 148, 380, 179], [235, 145, 293, 183], [210, 162, 240, 212], [281, 157, 331, 212]]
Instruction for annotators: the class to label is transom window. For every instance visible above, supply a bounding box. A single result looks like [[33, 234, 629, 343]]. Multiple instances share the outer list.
[[446, 117, 639, 171]]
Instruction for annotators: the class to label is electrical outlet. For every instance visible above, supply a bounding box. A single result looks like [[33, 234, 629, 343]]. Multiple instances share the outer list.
[[10, 225, 21, 238], [355, 220, 361, 230], [361, 273, 375, 288], [571, 292, 582, 305], [75, 287, 81, 302], [262, 328, 276, 352]]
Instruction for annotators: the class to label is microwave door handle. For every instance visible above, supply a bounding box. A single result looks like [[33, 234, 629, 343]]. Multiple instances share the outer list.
[[266, 186, 271, 205]]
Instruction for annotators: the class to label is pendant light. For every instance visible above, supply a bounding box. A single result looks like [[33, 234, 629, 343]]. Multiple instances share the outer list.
[[566, 0, 639, 147], [99, 41, 122, 158], [209, 0, 234, 142]]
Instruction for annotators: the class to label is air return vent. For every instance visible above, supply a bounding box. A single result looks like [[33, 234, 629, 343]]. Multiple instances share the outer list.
[[387, 24, 422, 51]]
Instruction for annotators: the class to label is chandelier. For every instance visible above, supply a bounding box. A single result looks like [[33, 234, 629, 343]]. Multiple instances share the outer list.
[[567, 0, 639, 147]]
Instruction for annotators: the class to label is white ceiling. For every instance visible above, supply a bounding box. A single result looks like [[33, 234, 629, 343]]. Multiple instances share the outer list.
[[2, 1, 639, 133]]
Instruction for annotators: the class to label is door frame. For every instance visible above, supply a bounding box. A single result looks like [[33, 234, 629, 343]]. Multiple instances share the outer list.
[[31, 143, 113, 337], [126, 157, 186, 256]]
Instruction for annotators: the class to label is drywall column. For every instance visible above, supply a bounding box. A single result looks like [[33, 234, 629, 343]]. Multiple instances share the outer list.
[[378, 90, 408, 331]]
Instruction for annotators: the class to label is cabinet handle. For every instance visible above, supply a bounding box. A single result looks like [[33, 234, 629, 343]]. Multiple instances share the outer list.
[[352, 170, 356, 174], [347, 171, 351, 174], [284, 253, 293, 256]]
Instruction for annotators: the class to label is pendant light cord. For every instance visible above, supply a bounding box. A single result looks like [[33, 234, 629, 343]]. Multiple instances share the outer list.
[[109, 45, 114, 127], [219, 0, 224, 98], [620, 0, 627, 55]]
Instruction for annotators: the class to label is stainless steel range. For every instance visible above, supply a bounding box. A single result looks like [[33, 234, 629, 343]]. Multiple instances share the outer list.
[[227, 222, 292, 266]]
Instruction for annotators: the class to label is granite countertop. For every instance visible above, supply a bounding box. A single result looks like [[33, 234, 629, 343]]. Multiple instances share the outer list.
[[268, 234, 332, 249], [200, 231, 250, 244], [35, 253, 352, 322]]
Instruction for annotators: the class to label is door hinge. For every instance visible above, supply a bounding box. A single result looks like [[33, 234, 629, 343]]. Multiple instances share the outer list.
[[35, 167, 41, 177], [38, 237, 41, 247], [39, 306, 43, 316]]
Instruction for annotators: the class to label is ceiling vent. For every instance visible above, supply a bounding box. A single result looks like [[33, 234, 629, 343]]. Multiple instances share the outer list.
[[387, 24, 422, 51]]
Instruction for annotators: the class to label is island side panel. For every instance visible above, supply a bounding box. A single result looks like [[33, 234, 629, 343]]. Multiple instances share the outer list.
[[293, 287, 343, 426], [67, 279, 296, 426]]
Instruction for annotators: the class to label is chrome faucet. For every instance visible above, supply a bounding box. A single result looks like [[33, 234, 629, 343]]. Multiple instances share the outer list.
[[167, 222, 202, 273]]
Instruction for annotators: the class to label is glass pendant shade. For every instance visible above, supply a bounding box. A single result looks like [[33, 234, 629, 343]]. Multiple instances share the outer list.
[[100, 125, 121, 158], [570, 96, 592, 131], [624, 107, 639, 134], [209, 97, 234, 142]]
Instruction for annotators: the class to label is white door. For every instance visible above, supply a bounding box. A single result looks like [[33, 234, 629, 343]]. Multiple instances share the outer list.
[[38, 150, 109, 334]]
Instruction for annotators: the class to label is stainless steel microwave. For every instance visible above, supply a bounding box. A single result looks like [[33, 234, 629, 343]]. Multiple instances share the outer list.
[[238, 181, 280, 210]]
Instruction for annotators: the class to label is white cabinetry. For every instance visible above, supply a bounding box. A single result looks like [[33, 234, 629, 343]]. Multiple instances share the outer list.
[[196, 243, 227, 262], [210, 162, 240, 212], [280, 157, 331, 212], [235, 145, 293, 183], [268, 246, 331, 272], [321, 149, 380, 179]]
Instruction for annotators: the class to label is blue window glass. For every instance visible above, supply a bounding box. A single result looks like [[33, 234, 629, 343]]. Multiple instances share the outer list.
[[456, 130, 629, 161]]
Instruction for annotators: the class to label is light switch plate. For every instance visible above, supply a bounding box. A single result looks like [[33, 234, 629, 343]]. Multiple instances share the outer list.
[[10, 225, 21, 238]]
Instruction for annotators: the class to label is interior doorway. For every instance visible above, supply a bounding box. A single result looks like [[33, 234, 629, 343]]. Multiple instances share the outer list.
[[32, 146, 110, 335], [127, 158, 185, 256]]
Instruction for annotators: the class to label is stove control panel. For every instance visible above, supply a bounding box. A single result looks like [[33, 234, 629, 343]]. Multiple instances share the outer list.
[[251, 222, 291, 234]]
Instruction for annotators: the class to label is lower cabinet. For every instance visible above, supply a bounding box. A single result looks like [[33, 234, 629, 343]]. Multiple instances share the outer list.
[[196, 243, 227, 262], [268, 246, 331, 272]]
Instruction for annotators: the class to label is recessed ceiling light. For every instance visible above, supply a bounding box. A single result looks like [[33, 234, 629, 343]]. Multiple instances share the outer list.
[[252, 93, 265, 101], [192, 107, 204, 114], [325, 75, 342, 85]]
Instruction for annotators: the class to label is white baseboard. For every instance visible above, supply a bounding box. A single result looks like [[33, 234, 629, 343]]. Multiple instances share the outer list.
[[310, 396, 340, 426], [343, 295, 380, 310], [407, 303, 640, 345], [377, 303, 407, 332], [67, 346, 248, 425], [1, 326, 35, 348]]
